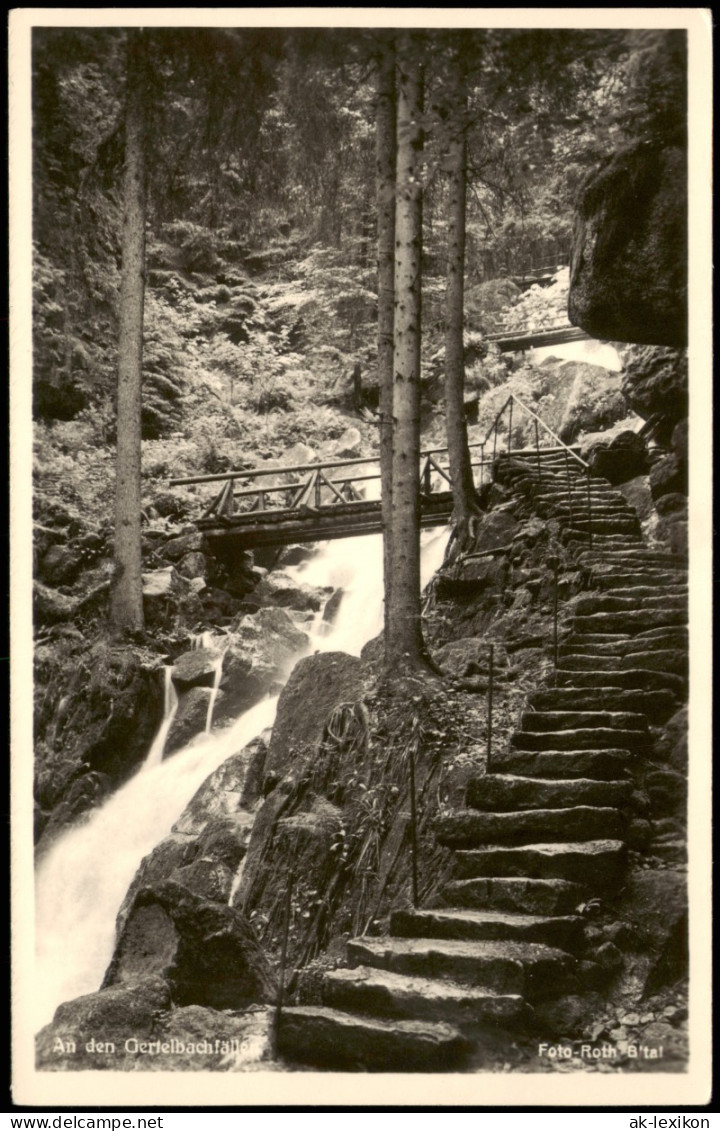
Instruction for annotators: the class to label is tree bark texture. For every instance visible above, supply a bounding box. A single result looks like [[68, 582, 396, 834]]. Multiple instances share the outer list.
[[387, 40, 424, 667], [111, 29, 147, 632], [376, 37, 396, 648], [443, 70, 479, 545]]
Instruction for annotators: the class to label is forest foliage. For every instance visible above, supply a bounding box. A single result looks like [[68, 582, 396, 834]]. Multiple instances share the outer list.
[[31, 25, 685, 518]]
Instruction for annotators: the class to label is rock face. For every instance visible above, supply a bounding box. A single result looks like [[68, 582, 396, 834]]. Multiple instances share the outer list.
[[620, 346, 688, 435], [263, 650, 368, 783], [556, 362, 628, 444], [35, 643, 164, 846], [35, 977, 274, 1071], [569, 143, 687, 347], [103, 879, 276, 1010], [212, 607, 309, 727], [588, 431, 649, 486]]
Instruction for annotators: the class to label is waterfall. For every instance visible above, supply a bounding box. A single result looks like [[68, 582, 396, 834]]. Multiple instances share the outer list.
[[34, 524, 449, 1033], [143, 665, 178, 769], [531, 337, 622, 371]]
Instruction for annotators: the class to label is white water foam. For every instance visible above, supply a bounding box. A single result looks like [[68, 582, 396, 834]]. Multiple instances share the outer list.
[[34, 522, 449, 1032]]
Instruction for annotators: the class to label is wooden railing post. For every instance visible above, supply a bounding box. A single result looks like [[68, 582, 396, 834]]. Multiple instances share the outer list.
[[508, 397, 513, 455], [586, 471, 593, 550], [487, 643, 494, 764], [565, 449, 573, 522], [553, 560, 559, 678]]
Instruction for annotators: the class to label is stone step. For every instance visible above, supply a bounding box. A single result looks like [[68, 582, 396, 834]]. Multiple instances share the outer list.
[[572, 609, 687, 634], [621, 649, 688, 674], [575, 594, 686, 616], [631, 626, 688, 647], [390, 907, 585, 951], [564, 532, 643, 546], [511, 727, 649, 752], [555, 668, 685, 694], [449, 840, 626, 888], [467, 773, 634, 812], [346, 936, 575, 1000], [534, 486, 624, 500], [529, 687, 675, 721], [276, 1005, 470, 1071], [577, 551, 687, 569], [436, 806, 625, 848], [595, 586, 687, 601], [317, 966, 526, 1030], [565, 538, 645, 553], [592, 571, 688, 590], [520, 710, 647, 732], [561, 519, 641, 536], [557, 654, 623, 671], [441, 876, 585, 916], [560, 636, 686, 659], [489, 748, 633, 781], [549, 502, 637, 516], [560, 641, 629, 656], [562, 633, 631, 645]]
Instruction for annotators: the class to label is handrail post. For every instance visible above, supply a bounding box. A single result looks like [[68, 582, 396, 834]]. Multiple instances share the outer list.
[[408, 737, 419, 908], [534, 419, 541, 481], [508, 397, 513, 455], [314, 470, 322, 509], [553, 560, 559, 679], [273, 866, 295, 1042], [479, 443, 485, 489], [565, 449, 573, 522], [487, 643, 494, 764], [586, 472, 593, 550]]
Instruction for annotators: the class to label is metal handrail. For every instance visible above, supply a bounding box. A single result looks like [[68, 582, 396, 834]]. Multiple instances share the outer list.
[[504, 394, 589, 470], [482, 393, 588, 472]]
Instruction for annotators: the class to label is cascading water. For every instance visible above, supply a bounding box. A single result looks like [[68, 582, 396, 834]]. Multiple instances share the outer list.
[[34, 521, 449, 1033], [143, 665, 179, 770], [531, 337, 621, 371]]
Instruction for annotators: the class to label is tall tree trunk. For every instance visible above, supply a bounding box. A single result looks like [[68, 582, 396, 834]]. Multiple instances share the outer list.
[[111, 29, 147, 632], [376, 35, 396, 649], [444, 64, 481, 553], [386, 37, 424, 667]]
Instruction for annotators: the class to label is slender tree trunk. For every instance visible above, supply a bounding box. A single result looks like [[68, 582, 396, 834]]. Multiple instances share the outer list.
[[386, 37, 424, 667], [376, 36, 396, 649], [111, 29, 147, 632], [444, 66, 480, 551]]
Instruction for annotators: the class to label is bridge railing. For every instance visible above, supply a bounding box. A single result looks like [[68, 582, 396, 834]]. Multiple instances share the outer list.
[[169, 446, 492, 523]]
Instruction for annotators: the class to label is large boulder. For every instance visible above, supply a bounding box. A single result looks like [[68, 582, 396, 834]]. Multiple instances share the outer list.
[[103, 879, 276, 1009], [35, 976, 172, 1069], [251, 571, 331, 614], [620, 346, 688, 433], [588, 431, 649, 485], [556, 362, 628, 444], [212, 607, 309, 726], [569, 143, 687, 347], [264, 651, 368, 784]]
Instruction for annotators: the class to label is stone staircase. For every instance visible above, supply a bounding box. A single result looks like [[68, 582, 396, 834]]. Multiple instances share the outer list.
[[276, 448, 688, 1071]]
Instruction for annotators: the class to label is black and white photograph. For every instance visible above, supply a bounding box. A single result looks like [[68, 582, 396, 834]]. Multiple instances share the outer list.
[[10, 7, 712, 1109]]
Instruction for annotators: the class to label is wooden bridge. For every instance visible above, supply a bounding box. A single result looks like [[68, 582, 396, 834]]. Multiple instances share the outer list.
[[170, 447, 482, 551], [169, 391, 591, 552]]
